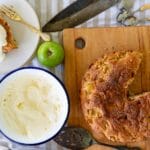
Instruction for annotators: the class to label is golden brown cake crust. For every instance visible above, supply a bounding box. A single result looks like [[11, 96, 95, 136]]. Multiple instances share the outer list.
[[0, 17, 17, 53], [81, 50, 150, 143]]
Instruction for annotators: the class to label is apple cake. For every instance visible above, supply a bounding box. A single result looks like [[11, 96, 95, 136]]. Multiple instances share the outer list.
[[0, 17, 17, 53], [81, 50, 150, 143]]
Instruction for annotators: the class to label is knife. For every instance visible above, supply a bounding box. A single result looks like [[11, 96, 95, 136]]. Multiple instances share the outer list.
[[42, 0, 121, 32]]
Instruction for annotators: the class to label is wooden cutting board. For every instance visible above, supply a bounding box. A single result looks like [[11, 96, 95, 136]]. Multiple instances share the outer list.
[[63, 26, 150, 150]]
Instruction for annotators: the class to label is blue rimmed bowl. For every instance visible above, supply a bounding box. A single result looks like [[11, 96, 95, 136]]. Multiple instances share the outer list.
[[0, 67, 70, 145]]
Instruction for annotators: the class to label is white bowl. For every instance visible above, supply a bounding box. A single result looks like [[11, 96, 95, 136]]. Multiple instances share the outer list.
[[0, 67, 70, 145]]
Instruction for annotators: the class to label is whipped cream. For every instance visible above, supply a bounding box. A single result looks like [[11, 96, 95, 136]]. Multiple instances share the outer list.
[[0, 25, 7, 62], [0, 69, 68, 144]]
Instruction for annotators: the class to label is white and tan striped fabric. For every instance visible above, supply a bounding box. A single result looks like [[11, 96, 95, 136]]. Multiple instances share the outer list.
[[0, 0, 150, 149]]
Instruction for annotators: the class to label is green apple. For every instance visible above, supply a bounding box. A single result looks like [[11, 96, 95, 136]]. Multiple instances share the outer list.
[[37, 41, 64, 68]]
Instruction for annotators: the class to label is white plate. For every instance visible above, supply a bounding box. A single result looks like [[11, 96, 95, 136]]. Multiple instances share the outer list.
[[0, 0, 40, 74]]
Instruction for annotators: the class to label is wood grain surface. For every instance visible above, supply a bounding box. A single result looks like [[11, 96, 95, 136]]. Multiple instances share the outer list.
[[84, 144, 116, 150], [63, 26, 150, 150]]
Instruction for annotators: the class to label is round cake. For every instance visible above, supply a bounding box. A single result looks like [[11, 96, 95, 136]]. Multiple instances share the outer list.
[[81, 50, 150, 143]]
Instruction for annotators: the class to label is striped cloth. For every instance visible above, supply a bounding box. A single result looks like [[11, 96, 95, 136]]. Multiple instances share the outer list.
[[0, 0, 150, 150]]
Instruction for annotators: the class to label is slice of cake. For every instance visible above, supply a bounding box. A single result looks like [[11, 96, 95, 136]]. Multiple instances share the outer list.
[[0, 17, 17, 53]]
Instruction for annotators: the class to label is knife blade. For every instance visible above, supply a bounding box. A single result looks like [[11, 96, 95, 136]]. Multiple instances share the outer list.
[[42, 0, 121, 32], [49, 0, 98, 24]]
